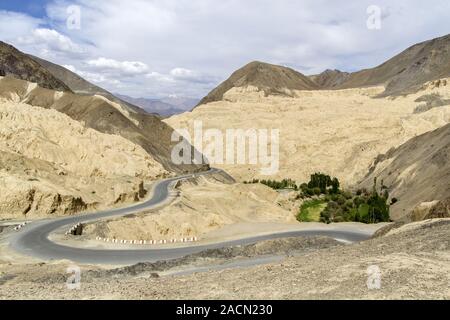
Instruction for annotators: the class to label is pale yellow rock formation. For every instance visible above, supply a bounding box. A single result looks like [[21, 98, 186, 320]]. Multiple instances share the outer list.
[[0, 99, 167, 218]]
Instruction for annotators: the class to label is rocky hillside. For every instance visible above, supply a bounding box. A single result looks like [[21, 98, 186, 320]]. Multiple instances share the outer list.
[[332, 34, 450, 95], [0, 41, 71, 92], [197, 61, 319, 106], [309, 69, 350, 89], [29, 55, 109, 96], [358, 123, 450, 221]]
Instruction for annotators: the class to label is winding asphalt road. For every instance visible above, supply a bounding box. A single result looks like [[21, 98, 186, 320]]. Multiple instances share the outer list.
[[9, 169, 372, 265]]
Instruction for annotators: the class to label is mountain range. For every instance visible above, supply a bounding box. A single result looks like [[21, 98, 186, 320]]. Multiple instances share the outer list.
[[197, 33, 450, 106], [115, 94, 199, 117]]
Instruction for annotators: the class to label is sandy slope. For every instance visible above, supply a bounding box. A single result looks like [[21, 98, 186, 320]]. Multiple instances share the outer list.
[[166, 80, 450, 187], [0, 99, 167, 218]]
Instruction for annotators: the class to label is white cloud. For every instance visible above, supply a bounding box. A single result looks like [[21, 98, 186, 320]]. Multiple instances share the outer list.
[[146, 71, 175, 83], [170, 68, 194, 79], [2, 1, 450, 98], [86, 57, 149, 75], [0, 11, 42, 43], [63, 64, 121, 86], [18, 28, 84, 54], [62, 64, 77, 72], [170, 67, 216, 84]]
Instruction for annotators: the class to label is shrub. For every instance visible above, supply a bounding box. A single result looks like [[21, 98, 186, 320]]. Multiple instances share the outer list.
[[336, 195, 346, 206], [342, 191, 353, 200], [353, 196, 365, 207], [344, 199, 354, 210]]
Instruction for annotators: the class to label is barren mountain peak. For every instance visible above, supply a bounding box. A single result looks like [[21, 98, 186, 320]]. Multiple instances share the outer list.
[[196, 60, 319, 106], [309, 69, 351, 89]]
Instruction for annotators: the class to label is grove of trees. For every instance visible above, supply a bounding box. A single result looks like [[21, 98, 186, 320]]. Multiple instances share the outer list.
[[299, 173, 340, 197], [319, 177, 390, 224], [244, 173, 391, 224], [244, 178, 298, 190]]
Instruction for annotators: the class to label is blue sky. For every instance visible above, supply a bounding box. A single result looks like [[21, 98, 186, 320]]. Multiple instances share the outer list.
[[0, 0, 48, 17], [0, 0, 449, 98]]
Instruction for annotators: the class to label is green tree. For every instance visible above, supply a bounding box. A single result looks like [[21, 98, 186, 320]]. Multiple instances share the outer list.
[[331, 178, 340, 194]]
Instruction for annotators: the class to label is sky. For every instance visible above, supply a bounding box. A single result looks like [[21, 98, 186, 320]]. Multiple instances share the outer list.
[[0, 0, 449, 99]]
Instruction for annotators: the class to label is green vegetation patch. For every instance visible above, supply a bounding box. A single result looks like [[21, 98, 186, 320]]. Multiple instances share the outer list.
[[244, 178, 298, 190], [297, 199, 327, 222], [245, 173, 391, 225]]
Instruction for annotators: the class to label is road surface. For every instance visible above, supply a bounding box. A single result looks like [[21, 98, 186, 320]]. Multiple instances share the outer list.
[[9, 169, 372, 265]]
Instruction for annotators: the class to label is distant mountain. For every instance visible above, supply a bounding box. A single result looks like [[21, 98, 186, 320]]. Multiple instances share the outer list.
[[29, 56, 200, 116], [197, 61, 319, 106], [29, 55, 146, 114], [0, 41, 71, 92], [359, 123, 450, 221], [115, 94, 198, 117], [327, 33, 450, 95], [309, 69, 350, 89], [160, 96, 199, 111]]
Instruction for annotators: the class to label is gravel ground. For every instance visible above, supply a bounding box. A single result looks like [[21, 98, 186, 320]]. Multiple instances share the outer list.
[[0, 219, 449, 300]]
